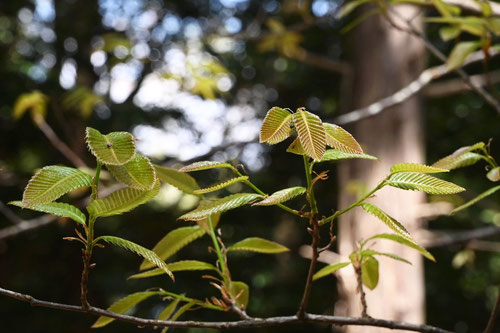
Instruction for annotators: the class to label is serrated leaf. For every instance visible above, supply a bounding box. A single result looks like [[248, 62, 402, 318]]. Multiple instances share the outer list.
[[140, 226, 206, 270], [323, 123, 363, 154], [193, 176, 249, 195], [229, 281, 249, 309], [107, 154, 156, 190], [157, 298, 182, 321], [154, 165, 200, 194], [92, 291, 160, 328], [451, 185, 500, 214], [433, 152, 483, 170], [292, 109, 326, 161], [359, 250, 411, 265], [367, 233, 435, 262], [361, 256, 379, 290], [387, 172, 465, 194], [97, 235, 174, 280], [286, 136, 305, 155], [487, 167, 500, 182], [259, 107, 293, 144], [361, 203, 414, 242], [252, 186, 306, 206], [319, 149, 378, 162], [390, 163, 448, 174], [312, 262, 350, 281], [179, 193, 263, 221], [130, 260, 217, 279], [85, 127, 136, 165], [179, 161, 233, 173], [87, 179, 160, 218], [227, 237, 289, 254], [22, 166, 92, 207], [447, 41, 481, 70], [9, 201, 86, 225]]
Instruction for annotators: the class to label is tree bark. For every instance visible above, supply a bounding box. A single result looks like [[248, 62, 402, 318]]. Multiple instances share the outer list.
[[336, 5, 426, 331]]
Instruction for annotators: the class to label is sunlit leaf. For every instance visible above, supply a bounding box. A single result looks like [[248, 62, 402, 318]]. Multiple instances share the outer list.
[[87, 179, 160, 218], [85, 127, 136, 165], [286, 137, 305, 155], [367, 233, 435, 261], [229, 281, 249, 309], [107, 154, 156, 190], [323, 123, 362, 154], [13, 90, 48, 122], [259, 107, 293, 144], [447, 41, 481, 70], [193, 176, 249, 195], [439, 26, 461, 41], [312, 262, 350, 281], [252, 186, 306, 206], [319, 149, 377, 162], [390, 163, 448, 174], [154, 165, 200, 194], [92, 291, 160, 328], [361, 203, 414, 242], [361, 256, 379, 290], [292, 109, 326, 161], [179, 193, 263, 221], [487, 167, 500, 182], [359, 250, 411, 265], [387, 172, 465, 194], [9, 201, 86, 225], [451, 185, 500, 214], [22, 166, 92, 207], [433, 152, 483, 170], [227, 237, 289, 254], [179, 161, 234, 173], [130, 260, 217, 279], [97, 235, 174, 280]]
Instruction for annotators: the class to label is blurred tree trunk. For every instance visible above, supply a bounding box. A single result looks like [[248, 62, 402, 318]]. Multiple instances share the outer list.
[[336, 5, 427, 331]]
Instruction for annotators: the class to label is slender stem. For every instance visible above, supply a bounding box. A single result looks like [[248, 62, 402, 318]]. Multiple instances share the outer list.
[[208, 215, 230, 287], [296, 219, 319, 318], [484, 285, 500, 333], [303, 156, 318, 215], [480, 147, 498, 168], [90, 162, 102, 201], [159, 290, 224, 311], [354, 260, 369, 318]]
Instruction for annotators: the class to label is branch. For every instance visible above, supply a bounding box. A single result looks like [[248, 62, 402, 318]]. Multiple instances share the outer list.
[[425, 70, 500, 98], [0, 201, 22, 224], [287, 48, 350, 75], [423, 226, 500, 249], [0, 286, 452, 332], [0, 214, 57, 240], [441, 0, 500, 17], [484, 284, 500, 333]]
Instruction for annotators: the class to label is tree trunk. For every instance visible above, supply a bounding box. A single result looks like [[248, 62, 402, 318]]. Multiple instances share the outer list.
[[336, 5, 427, 331]]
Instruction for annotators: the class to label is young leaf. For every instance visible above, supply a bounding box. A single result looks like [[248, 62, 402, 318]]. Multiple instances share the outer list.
[[286, 136, 305, 155], [387, 172, 465, 194], [229, 281, 249, 309], [130, 260, 217, 279], [319, 149, 377, 162], [227, 237, 289, 254], [487, 167, 500, 182], [179, 161, 234, 173], [86, 127, 136, 165], [432, 143, 485, 170], [361, 203, 414, 242], [107, 154, 156, 190], [447, 41, 481, 70], [22, 166, 92, 207], [312, 262, 350, 281], [97, 235, 174, 280], [292, 109, 326, 161], [390, 163, 448, 174], [367, 233, 435, 262], [87, 179, 160, 218], [259, 107, 293, 144], [323, 123, 363, 154], [252, 186, 306, 206], [92, 291, 160, 328], [193, 176, 249, 195], [451, 185, 500, 214], [9, 201, 86, 225], [140, 226, 206, 270], [359, 250, 411, 265], [178, 193, 263, 221], [161, 301, 196, 333], [154, 165, 200, 194], [157, 298, 182, 321], [439, 25, 461, 41], [361, 256, 379, 290]]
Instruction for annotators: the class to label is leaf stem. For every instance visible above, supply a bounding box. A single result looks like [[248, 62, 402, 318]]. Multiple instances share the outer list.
[[207, 215, 230, 287], [90, 162, 102, 201], [303, 156, 318, 215]]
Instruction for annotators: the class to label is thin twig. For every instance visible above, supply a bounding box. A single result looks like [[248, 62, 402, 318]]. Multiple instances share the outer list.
[[423, 226, 500, 248], [0, 201, 23, 224], [80, 249, 91, 311], [484, 285, 500, 333], [354, 262, 369, 318], [297, 219, 320, 318], [425, 70, 500, 98]]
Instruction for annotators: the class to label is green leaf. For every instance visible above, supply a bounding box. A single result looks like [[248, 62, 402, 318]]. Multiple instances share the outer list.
[[433, 152, 483, 170], [286, 137, 305, 155], [387, 172, 465, 194], [312, 262, 350, 281], [97, 235, 174, 281], [451, 185, 500, 214], [439, 26, 461, 41], [160, 301, 196, 333], [22, 166, 92, 207], [154, 165, 200, 194], [337, 0, 371, 18], [9, 201, 86, 225], [179, 161, 234, 173], [227, 237, 289, 254], [130, 260, 217, 279], [193, 176, 249, 195], [390, 163, 448, 174], [323, 123, 363, 154], [361, 203, 414, 242], [13, 90, 49, 122], [92, 291, 160, 328], [87, 179, 160, 218], [157, 298, 182, 321], [361, 256, 379, 290], [252, 186, 306, 206], [107, 154, 156, 190], [85, 127, 136, 165], [292, 109, 326, 161], [259, 107, 293, 144], [447, 41, 481, 70], [367, 233, 435, 261], [359, 250, 411, 265], [140, 226, 206, 270], [487, 167, 500, 182], [178, 193, 263, 221], [229, 281, 249, 309], [319, 149, 378, 162]]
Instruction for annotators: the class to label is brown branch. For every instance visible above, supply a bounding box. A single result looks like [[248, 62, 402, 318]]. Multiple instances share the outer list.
[[0, 286, 452, 332], [287, 48, 351, 75], [425, 70, 500, 98], [354, 262, 369, 318], [423, 226, 500, 249], [0, 201, 23, 224], [0, 214, 57, 240], [297, 218, 320, 318], [484, 285, 500, 333], [80, 250, 91, 311]]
